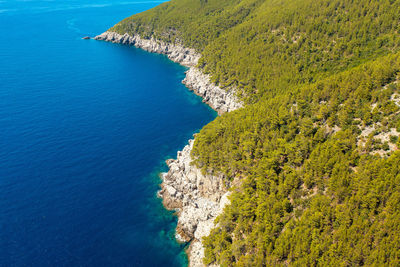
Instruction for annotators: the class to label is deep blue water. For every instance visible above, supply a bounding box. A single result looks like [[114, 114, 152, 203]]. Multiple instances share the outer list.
[[0, 1, 216, 266]]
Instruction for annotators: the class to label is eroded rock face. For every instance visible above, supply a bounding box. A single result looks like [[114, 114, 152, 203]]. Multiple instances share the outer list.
[[94, 31, 200, 67], [159, 140, 231, 267], [183, 68, 242, 114]]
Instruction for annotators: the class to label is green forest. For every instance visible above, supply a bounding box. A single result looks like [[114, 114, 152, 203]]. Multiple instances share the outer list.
[[111, 0, 400, 265]]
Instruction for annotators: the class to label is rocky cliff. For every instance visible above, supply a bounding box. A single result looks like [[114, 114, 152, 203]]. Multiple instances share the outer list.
[[183, 68, 242, 114], [95, 31, 242, 266], [95, 31, 200, 67], [160, 140, 231, 267]]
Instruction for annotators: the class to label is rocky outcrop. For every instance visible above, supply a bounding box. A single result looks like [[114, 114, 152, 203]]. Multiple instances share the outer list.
[[94, 31, 200, 67], [94, 31, 242, 114], [159, 140, 231, 267], [183, 68, 242, 114], [95, 30, 242, 266]]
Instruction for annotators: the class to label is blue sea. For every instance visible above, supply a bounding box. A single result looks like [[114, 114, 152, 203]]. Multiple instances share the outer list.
[[0, 1, 216, 266]]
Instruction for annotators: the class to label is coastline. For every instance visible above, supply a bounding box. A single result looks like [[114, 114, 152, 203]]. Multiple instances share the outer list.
[[160, 140, 231, 266], [94, 32, 242, 114], [95, 31, 242, 266]]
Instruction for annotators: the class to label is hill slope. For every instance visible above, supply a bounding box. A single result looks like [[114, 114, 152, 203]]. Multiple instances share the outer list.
[[108, 0, 400, 265]]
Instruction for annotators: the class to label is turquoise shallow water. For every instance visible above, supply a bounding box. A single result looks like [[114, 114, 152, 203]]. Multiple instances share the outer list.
[[0, 1, 216, 266]]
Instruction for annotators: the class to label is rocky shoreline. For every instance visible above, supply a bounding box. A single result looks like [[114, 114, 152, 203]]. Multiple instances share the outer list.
[[95, 31, 200, 67], [160, 140, 231, 266], [94, 32, 242, 114], [94, 31, 242, 266], [182, 68, 242, 114]]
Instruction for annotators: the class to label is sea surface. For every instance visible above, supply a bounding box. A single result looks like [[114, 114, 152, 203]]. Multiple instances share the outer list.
[[0, 1, 216, 266]]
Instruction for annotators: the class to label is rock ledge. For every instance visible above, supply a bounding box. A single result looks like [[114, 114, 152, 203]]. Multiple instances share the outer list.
[[160, 140, 231, 267]]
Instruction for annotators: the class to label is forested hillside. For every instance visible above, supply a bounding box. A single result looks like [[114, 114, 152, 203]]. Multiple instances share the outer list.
[[111, 0, 400, 265], [113, 0, 400, 102], [199, 53, 400, 265]]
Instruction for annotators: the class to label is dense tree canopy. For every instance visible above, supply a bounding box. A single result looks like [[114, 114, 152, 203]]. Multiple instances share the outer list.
[[198, 54, 400, 265], [113, 0, 400, 102]]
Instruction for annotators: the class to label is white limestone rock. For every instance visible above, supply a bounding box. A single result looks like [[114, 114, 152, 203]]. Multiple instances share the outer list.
[[94, 31, 200, 67], [183, 68, 242, 114], [159, 140, 231, 266]]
